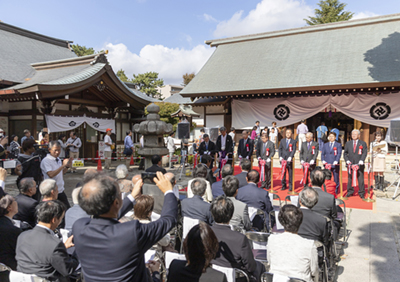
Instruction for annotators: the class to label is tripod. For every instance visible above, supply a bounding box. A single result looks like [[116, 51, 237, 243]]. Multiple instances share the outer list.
[[177, 149, 189, 181], [387, 146, 400, 200]]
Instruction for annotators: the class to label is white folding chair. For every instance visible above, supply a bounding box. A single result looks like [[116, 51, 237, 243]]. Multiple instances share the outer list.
[[9, 270, 49, 282], [248, 206, 258, 221], [164, 251, 186, 270], [182, 217, 199, 240], [212, 264, 249, 282]]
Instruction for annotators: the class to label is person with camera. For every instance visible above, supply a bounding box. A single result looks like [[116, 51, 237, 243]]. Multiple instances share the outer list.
[[66, 131, 82, 173], [124, 130, 135, 172]]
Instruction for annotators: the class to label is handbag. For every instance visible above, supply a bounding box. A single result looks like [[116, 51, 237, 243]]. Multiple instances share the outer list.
[[321, 132, 328, 142], [123, 147, 133, 155]]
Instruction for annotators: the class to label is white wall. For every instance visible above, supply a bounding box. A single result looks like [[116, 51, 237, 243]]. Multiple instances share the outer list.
[[206, 115, 224, 128]]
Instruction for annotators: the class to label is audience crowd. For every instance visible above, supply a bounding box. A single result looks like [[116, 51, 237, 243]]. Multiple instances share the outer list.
[[0, 127, 344, 282]]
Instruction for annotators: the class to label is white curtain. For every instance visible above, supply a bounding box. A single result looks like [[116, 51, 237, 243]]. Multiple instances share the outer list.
[[232, 93, 399, 128], [46, 115, 115, 133]]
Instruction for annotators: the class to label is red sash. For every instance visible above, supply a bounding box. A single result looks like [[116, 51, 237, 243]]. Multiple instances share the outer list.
[[351, 164, 359, 187], [300, 162, 310, 185], [312, 146, 315, 155], [259, 159, 266, 182], [358, 146, 363, 155], [325, 163, 332, 170], [280, 160, 287, 180], [289, 144, 293, 152]]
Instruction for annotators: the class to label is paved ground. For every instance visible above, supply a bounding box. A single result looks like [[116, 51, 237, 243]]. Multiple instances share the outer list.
[[3, 158, 400, 282]]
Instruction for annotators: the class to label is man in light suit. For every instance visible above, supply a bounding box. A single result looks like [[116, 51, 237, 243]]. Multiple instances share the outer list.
[[278, 129, 297, 191], [256, 133, 276, 189], [182, 178, 214, 225], [65, 187, 89, 232], [198, 134, 217, 169], [236, 170, 273, 231], [16, 200, 79, 281], [321, 132, 342, 193], [73, 171, 177, 282], [167, 132, 176, 169], [211, 196, 265, 282], [216, 127, 233, 168], [298, 187, 329, 246], [211, 164, 234, 198], [235, 158, 251, 188], [343, 129, 368, 198], [237, 130, 254, 163], [222, 175, 251, 231], [299, 132, 319, 187]]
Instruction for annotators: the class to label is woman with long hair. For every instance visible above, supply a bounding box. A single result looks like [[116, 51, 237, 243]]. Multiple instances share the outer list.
[[167, 222, 227, 282]]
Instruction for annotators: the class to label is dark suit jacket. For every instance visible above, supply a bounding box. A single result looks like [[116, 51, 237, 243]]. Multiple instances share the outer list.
[[298, 208, 328, 246], [73, 193, 178, 282], [13, 193, 38, 227], [211, 224, 257, 275], [235, 171, 248, 188], [256, 140, 276, 160], [181, 195, 214, 225], [236, 183, 273, 215], [145, 164, 167, 174], [311, 186, 337, 219], [168, 260, 227, 282], [16, 226, 79, 280], [343, 140, 368, 164], [0, 145, 5, 159], [300, 141, 319, 163], [0, 216, 22, 270], [237, 138, 254, 159], [198, 141, 217, 156], [278, 138, 297, 160], [211, 180, 224, 198], [216, 134, 233, 155], [0, 185, 6, 198], [321, 141, 342, 164], [206, 169, 217, 185]]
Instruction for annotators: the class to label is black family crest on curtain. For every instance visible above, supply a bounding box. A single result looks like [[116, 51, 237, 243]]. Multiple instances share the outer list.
[[69, 121, 77, 127], [370, 103, 391, 120], [273, 104, 290, 120], [92, 122, 100, 128]]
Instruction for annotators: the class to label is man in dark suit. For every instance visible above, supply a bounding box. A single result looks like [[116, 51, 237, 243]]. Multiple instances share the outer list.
[[216, 127, 233, 168], [182, 178, 214, 225], [145, 154, 167, 174], [278, 129, 297, 191], [235, 159, 251, 188], [73, 171, 177, 282], [210, 196, 265, 282], [13, 178, 38, 227], [200, 154, 217, 185], [198, 134, 217, 169], [236, 170, 273, 230], [298, 187, 329, 246], [211, 164, 234, 198], [0, 195, 22, 282], [16, 200, 79, 281], [321, 131, 342, 193], [256, 133, 276, 189], [299, 132, 319, 187], [237, 130, 254, 163], [309, 169, 337, 220], [343, 129, 368, 198]]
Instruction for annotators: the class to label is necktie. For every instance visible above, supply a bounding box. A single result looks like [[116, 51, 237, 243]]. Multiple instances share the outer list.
[[55, 158, 59, 163], [331, 143, 333, 149], [286, 139, 289, 148], [264, 143, 266, 152], [307, 143, 310, 150], [353, 141, 356, 153], [206, 143, 208, 150]]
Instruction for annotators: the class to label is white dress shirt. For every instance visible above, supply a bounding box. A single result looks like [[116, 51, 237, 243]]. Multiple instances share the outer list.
[[40, 154, 65, 193], [221, 134, 227, 151]]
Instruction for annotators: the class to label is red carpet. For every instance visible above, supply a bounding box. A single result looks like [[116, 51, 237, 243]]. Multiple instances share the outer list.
[[233, 166, 374, 210]]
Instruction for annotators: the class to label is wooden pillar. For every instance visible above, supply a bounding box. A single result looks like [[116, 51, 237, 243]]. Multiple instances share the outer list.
[[361, 122, 370, 146], [204, 106, 207, 127], [32, 101, 37, 137]]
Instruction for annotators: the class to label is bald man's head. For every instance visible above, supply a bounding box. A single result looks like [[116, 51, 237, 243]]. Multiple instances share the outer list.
[[132, 174, 141, 185], [84, 168, 97, 175], [79, 175, 120, 217], [164, 172, 176, 186]]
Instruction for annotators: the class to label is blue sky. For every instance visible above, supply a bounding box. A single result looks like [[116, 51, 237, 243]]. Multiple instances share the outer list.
[[1, 0, 399, 85]]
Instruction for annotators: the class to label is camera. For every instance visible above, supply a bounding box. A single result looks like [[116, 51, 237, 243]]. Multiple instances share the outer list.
[[141, 172, 157, 184]]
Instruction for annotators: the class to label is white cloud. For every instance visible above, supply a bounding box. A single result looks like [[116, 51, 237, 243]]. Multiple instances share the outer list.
[[202, 13, 218, 23], [104, 42, 214, 85], [213, 0, 313, 38], [351, 11, 380, 20]]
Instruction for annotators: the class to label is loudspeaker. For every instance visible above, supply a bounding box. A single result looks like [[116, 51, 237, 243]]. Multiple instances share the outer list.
[[177, 123, 190, 139], [389, 120, 400, 143]]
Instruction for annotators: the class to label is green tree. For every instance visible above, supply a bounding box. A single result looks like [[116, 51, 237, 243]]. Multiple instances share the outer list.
[[116, 69, 129, 82], [145, 102, 179, 126], [71, 44, 95, 56], [182, 72, 195, 86], [132, 72, 164, 99], [304, 0, 353, 25]]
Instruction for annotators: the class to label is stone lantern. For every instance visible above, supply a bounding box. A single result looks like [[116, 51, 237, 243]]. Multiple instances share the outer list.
[[133, 103, 173, 169]]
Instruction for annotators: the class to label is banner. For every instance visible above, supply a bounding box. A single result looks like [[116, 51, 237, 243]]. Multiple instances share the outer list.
[[232, 92, 400, 128], [46, 115, 115, 133]]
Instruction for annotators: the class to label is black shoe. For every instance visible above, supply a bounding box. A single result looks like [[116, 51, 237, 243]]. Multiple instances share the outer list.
[[289, 187, 293, 192], [170, 165, 175, 169], [281, 187, 287, 191], [359, 195, 365, 200], [347, 193, 353, 197]]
